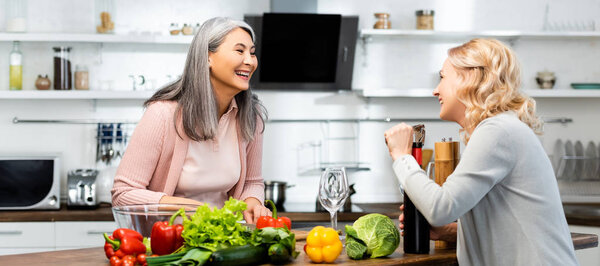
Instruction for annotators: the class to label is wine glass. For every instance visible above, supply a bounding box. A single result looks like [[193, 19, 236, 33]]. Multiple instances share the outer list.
[[318, 167, 349, 230]]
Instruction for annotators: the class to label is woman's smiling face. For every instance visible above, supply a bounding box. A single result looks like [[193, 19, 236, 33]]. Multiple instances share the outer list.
[[433, 59, 467, 127], [208, 27, 257, 93]]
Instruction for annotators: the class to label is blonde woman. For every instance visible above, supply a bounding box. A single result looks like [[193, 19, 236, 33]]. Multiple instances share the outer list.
[[385, 39, 578, 265]]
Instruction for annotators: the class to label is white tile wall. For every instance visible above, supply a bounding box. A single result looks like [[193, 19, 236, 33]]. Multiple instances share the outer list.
[[0, 0, 599, 204]]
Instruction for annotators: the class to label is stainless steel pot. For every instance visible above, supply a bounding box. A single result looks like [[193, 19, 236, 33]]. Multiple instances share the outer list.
[[264, 181, 294, 206]]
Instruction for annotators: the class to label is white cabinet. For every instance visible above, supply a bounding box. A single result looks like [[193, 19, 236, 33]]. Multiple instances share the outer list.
[[569, 225, 600, 266], [55, 221, 117, 250], [0, 221, 117, 255], [0, 222, 55, 256]]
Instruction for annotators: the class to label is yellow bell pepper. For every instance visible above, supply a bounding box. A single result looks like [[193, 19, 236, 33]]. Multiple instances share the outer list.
[[304, 226, 343, 263]]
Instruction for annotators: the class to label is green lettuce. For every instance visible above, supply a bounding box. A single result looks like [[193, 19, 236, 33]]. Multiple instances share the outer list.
[[345, 213, 400, 259], [181, 197, 251, 251]]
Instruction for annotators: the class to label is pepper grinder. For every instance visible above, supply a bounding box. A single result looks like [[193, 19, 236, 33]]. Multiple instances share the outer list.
[[403, 124, 430, 254]]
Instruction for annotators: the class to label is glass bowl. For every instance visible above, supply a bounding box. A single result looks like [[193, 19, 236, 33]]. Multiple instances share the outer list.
[[112, 204, 200, 237]]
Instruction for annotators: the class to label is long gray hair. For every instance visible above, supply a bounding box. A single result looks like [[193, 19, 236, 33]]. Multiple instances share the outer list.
[[145, 17, 266, 142]]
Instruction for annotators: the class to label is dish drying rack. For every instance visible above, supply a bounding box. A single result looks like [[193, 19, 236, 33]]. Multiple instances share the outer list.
[[552, 154, 600, 203]]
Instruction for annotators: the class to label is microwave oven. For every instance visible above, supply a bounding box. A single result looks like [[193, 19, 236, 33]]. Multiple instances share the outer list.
[[244, 13, 359, 91], [0, 155, 61, 210]]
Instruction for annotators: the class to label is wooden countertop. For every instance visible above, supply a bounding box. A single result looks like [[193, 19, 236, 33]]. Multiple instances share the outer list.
[[1, 203, 598, 227], [0, 203, 401, 223], [0, 233, 596, 265]]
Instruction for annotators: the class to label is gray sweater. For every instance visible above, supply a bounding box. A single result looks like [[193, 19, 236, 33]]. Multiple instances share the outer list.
[[393, 112, 578, 266]]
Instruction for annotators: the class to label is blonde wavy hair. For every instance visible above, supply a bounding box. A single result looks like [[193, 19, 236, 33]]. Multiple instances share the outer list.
[[448, 38, 542, 143]]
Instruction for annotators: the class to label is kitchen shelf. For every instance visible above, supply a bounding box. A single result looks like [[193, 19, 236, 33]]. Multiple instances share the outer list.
[[360, 29, 600, 40], [0, 32, 193, 44], [356, 89, 600, 98], [0, 90, 155, 100]]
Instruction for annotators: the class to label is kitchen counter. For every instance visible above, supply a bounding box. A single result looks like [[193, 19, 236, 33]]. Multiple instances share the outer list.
[[1, 203, 598, 226], [0, 203, 401, 223], [0, 233, 596, 265]]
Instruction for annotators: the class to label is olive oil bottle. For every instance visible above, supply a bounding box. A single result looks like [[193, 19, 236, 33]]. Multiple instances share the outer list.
[[9, 41, 23, 90]]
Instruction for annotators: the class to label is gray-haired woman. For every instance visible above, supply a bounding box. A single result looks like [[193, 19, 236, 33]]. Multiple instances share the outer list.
[[111, 17, 271, 224]]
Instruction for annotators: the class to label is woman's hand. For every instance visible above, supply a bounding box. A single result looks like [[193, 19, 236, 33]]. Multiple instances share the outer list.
[[243, 197, 272, 224], [398, 204, 457, 242], [384, 123, 414, 161]]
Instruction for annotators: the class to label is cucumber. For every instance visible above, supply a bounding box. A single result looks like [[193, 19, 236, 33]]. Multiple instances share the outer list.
[[268, 243, 291, 264], [209, 245, 268, 266]]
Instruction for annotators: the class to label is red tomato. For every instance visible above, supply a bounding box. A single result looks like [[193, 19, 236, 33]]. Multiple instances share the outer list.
[[136, 253, 147, 264], [109, 256, 122, 266]]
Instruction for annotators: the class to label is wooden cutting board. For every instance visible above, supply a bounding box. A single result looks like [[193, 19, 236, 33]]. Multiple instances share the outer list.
[[292, 229, 309, 241]]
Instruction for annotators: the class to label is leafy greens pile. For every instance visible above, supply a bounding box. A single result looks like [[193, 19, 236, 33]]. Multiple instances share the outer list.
[[181, 198, 251, 251]]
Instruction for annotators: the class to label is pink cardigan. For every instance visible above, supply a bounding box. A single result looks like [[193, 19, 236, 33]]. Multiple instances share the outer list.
[[111, 100, 265, 206]]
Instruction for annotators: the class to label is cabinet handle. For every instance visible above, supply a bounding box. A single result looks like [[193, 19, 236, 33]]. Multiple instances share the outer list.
[[0, 230, 23, 235], [86, 230, 112, 235]]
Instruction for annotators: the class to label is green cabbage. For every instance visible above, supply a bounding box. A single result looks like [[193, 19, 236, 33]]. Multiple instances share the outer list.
[[345, 213, 400, 259]]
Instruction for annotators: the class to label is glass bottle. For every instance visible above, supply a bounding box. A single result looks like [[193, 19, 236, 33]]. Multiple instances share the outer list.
[[75, 65, 89, 90], [53, 47, 73, 90], [9, 41, 23, 90], [5, 0, 27, 32]]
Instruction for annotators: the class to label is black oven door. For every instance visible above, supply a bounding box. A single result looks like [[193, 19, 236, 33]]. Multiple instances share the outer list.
[[0, 157, 60, 210]]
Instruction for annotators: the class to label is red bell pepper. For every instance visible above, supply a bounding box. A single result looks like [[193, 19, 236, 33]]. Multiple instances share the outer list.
[[103, 228, 146, 259], [150, 208, 187, 255], [256, 200, 292, 230]]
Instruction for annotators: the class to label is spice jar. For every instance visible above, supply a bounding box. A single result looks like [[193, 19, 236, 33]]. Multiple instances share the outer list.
[[35, 75, 51, 90], [416, 10, 435, 30], [182, 23, 193, 35], [75, 65, 89, 90], [53, 46, 72, 90], [373, 13, 391, 29], [169, 23, 180, 35]]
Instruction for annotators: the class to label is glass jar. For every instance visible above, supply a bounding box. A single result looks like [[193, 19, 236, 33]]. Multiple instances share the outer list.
[[53, 47, 73, 90], [373, 13, 391, 29], [5, 0, 27, 32], [182, 23, 193, 35], [169, 23, 180, 35], [75, 65, 90, 90], [9, 41, 22, 90], [95, 0, 115, 34], [416, 10, 435, 30]]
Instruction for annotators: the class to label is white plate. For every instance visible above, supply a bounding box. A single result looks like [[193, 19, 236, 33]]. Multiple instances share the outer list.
[[552, 139, 565, 178], [564, 140, 575, 180], [573, 141, 584, 180], [584, 141, 597, 180]]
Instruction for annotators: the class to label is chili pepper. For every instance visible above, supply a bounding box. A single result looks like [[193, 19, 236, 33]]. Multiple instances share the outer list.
[[103, 228, 146, 259], [150, 208, 187, 255], [256, 200, 292, 230], [305, 226, 343, 263]]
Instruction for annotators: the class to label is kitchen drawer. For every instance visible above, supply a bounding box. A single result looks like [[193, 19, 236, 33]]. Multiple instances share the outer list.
[[0, 222, 55, 248], [55, 221, 116, 248]]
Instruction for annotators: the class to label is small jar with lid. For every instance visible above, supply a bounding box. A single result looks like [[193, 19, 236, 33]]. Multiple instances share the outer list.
[[169, 23, 180, 35], [182, 23, 194, 35], [416, 10, 435, 30], [74, 65, 89, 90], [373, 13, 391, 29]]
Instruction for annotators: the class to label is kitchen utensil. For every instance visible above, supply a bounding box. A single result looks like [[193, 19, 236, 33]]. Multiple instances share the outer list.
[[574, 141, 584, 180], [564, 140, 575, 180], [112, 204, 200, 237], [67, 169, 99, 208], [552, 138, 564, 177], [318, 167, 349, 230], [264, 180, 294, 208], [571, 83, 600, 90], [583, 141, 597, 180]]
